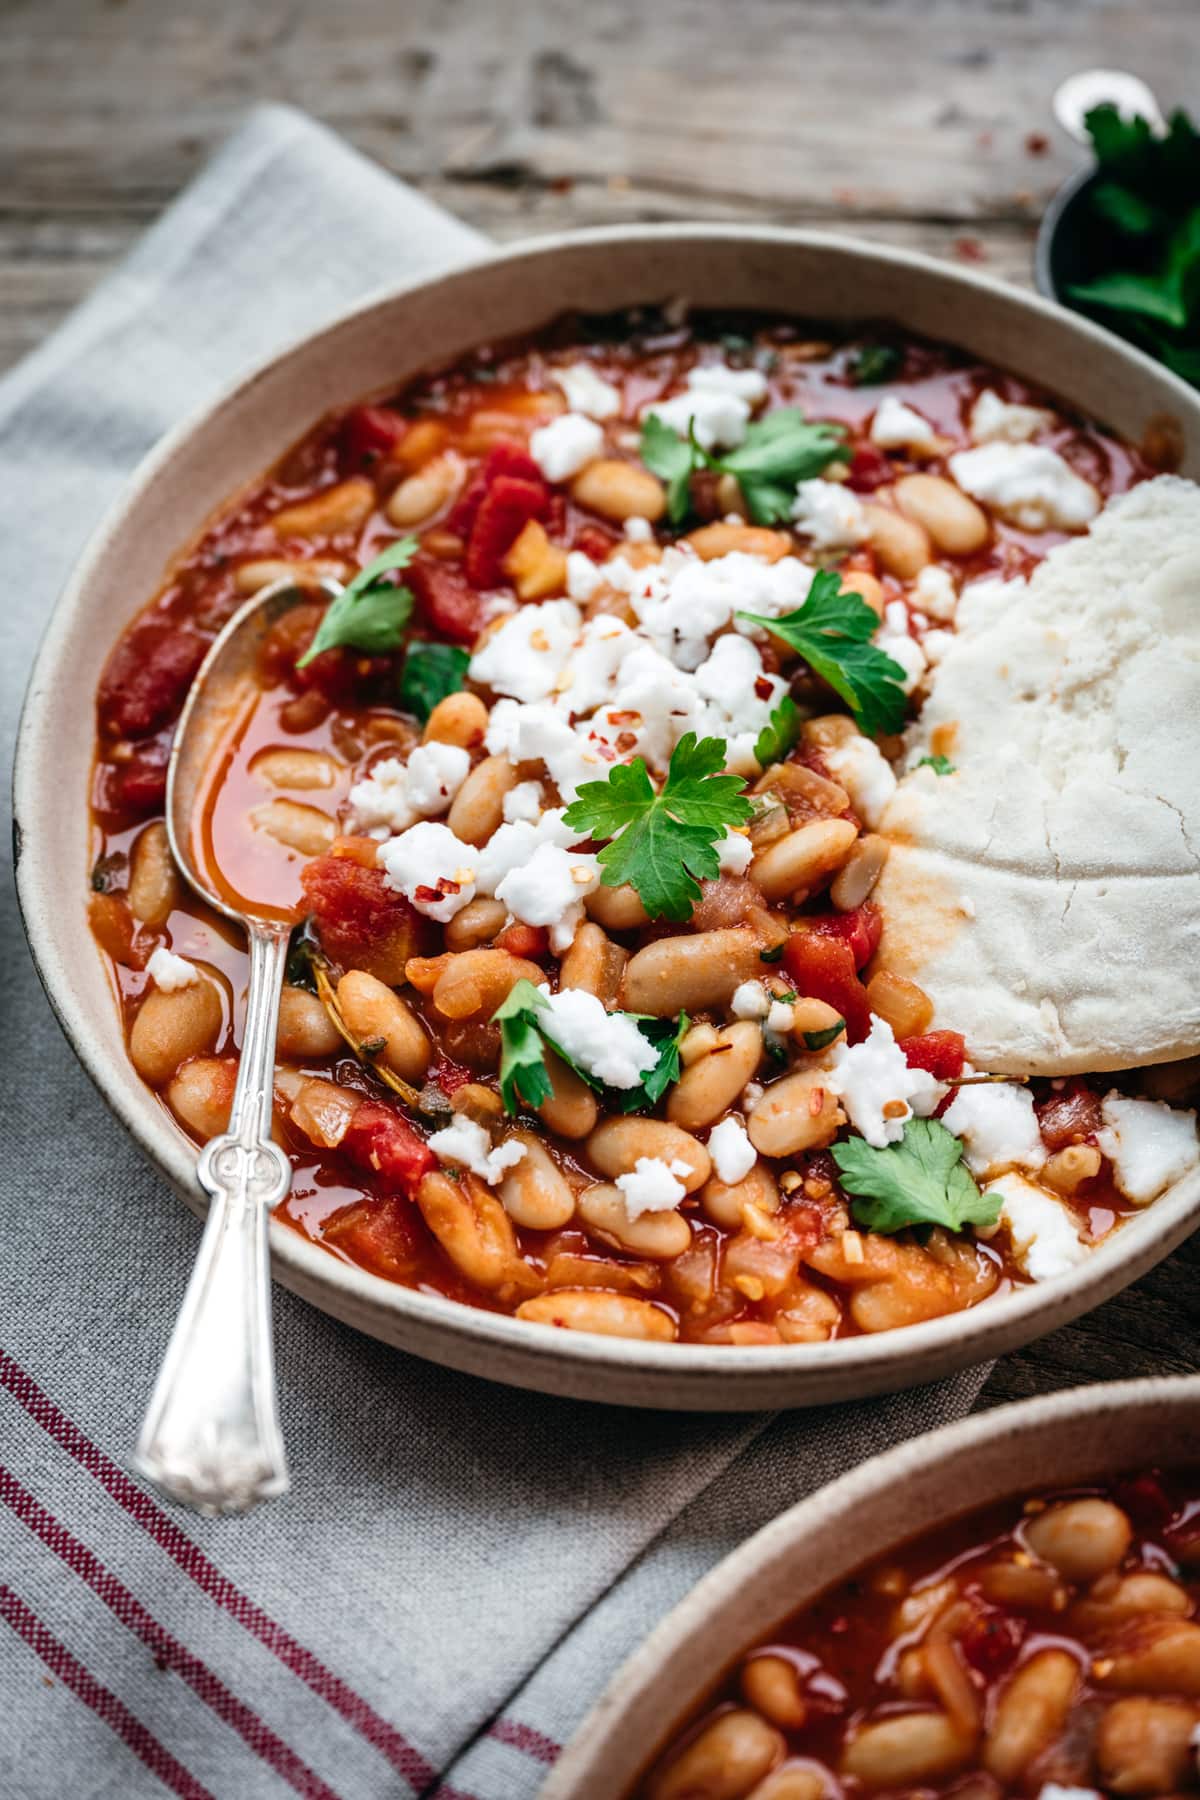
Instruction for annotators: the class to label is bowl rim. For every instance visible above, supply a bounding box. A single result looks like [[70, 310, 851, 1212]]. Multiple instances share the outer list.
[[14, 221, 1200, 1402], [541, 1371, 1200, 1796]]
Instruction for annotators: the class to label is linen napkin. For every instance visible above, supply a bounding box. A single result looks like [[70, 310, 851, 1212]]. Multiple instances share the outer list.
[[0, 104, 990, 1800]]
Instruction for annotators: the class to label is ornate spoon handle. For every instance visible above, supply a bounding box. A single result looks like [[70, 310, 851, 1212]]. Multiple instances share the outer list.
[[135, 923, 293, 1515]]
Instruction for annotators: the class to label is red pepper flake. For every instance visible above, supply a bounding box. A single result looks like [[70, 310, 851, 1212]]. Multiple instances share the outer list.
[[953, 236, 988, 264], [754, 675, 774, 699]]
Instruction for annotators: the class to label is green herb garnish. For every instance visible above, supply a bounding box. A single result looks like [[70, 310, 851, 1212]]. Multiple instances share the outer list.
[[296, 537, 418, 667], [561, 732, 753, 922], [639, 408, 850, 525], [753, 696, 803, 768], [849, 344, 903, 386], [832, 1118, 1000, 1236], [917, 753, 956, 776], [399, 641, 470, 720], [737, 568, 908, 738], [802, 1019, 846, 1052], [493, 979, 688, 1117]]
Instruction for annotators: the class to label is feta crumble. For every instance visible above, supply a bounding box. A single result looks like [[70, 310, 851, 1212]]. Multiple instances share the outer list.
[[550, 363, 622, 420], [707, 1116, 757, 1185], [147, 947, 199, 992], [766, 1000, 795, 1034], [349, 742, 472, 837], [502, 780, 545, 825], [827, 1017, 943, 1148], [377, 821, 479, 923], [469, 599, 582, 704], [985, 1173, 1089, 1282], [494, 841, 601, 953], [535, 985, 658, 1090], [791, 478, 868, 550], [529, 413, 606, 483], [821, 733, 897, 829], [941, 1082, 1047, 1177], [623, 515, 653, 543], [731, 981, 771, 1021], [427, 1116, 527, 1185], [617, 1156, 692, 1219], [717, 829, 754, 875], [1097, 1093, 1200, 1205], [565, 550, 605, 602], [643, 361, 767, 452], [870, 395, 939, 451], [969, 388, 1054, 445], [875, 599, 928, 693], [911, 564, 958, 622], [949, 443, 1101, 532]]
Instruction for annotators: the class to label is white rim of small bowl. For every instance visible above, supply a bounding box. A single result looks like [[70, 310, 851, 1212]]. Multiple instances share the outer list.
[[14, 225, 1200, 1408], [542, 1373, 1200, 1796]]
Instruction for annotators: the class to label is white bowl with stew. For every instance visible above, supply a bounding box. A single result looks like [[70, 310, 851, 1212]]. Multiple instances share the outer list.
[[14, 227, 1200, 1410], [542, 1374, 1200, 1797]]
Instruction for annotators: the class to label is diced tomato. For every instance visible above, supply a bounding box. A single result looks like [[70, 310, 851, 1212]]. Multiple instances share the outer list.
[[1036, 1079, 1102, 1150], [899, 1030, 966, 1081], [98, 621, 208, 738], [429, 1053, 475, 1097], [465, 475, 550, 588], [782, 932, 872, 1043], [407, 557, 486, 646], [1113, 1472, 1176, 1535], [117, 748, 171, 814], [805, 904, 882, 971], [494, 922, 550, 959], [299, 849, 424, 981], [959, 1606, 1024, 1680], [339, 404, 406, 469], [340, 1101, 436, 1199], [572, 523, 620, 561], [445, 439, 545, 537], [845, 443, 893, 493], [322, 1196, 421, 1281]]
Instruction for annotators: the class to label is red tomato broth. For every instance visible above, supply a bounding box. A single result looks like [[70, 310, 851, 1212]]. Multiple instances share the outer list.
[[634, 1468, 1200, 1798], [88, 308, 1175, 1349]]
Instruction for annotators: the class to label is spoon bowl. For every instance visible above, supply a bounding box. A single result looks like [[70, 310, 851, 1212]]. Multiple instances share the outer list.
[[135, 573, 340, 1515]]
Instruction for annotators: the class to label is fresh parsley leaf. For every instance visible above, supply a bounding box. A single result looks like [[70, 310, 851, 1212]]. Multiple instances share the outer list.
[[917, 753, 956, 776], [296, 537, 418, 667], [1068, 268, 1190, 329], [640, 413, 700, 524], [832, 1117, 1000, 1236], [849, 344, 903, 385], [399, 641, 470, 720], [493, 979, 556, 1113], [562, 733, 753, 922], [802, 1019, 845, 1052], [627, 1012, 690, 1108], [737, 568, 908, 738], [1091, 180, 1164, 238], [717, 410, 850, 525], [753, 696, 803, 768], [759, 942, 785, 963]]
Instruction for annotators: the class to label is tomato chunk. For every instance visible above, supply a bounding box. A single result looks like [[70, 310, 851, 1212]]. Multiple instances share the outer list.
[[429, 1053, 475, 1097], [445, 439, 545, 537], [322, 1196, 421, 1280], [465, 474, 550, 588], [1036, 1079, 1102, 1149], [98, 621, 207, 738], [899, 1030, 966, 1081], [805, 904, 882, 971], [845, 443, 893, 492], [340, 1101, 436, 1199], [493, 922, 550, 959], [300, 847, 424, 982], [340, 404, 406, 469], [783, 932, 872, 1043], [407, 558, 486, 647]]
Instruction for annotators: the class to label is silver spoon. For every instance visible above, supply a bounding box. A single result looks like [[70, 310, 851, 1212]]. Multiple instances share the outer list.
[[134, 574, 341, 1516]]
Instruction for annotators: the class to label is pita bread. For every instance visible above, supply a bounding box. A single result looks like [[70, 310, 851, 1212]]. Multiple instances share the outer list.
[[874, 476, 1200, 1074]]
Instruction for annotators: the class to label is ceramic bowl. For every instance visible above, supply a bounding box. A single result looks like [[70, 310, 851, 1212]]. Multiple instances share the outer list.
[[14, 226, 1200, 1410], [542, 1375, 1200, 1796]]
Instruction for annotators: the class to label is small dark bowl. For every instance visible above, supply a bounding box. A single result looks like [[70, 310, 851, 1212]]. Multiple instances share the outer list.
[[1035, 165, 1102, 303]]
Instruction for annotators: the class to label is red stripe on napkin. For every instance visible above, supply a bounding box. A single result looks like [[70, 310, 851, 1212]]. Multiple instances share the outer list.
[[489, 1717, 561, 1763], [0, 1584, 215, 1800]]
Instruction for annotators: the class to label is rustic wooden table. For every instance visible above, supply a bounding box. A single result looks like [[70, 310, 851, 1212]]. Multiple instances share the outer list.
[[1, 0, 1196, 1402]]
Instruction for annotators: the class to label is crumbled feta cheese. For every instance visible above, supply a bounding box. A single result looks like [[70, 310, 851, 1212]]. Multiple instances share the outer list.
[[708, 1116, 757, 1185], [347, 757, 417, 835], [529, 412, 606, 483], [377, 821, 478, 922], [147, 947, 198, 992], [942, 1083, 1047, 1177], [475, 808, 580, 895], [616, 1156, 691, 1218], [912, 564, 958, 622], [428, 1116, 527, 1185], [870, 395, 939, 451], [535, 984, 658, 1089], [742, 1081, 765, 1111], [921, 627, 955, 665], [1097, 1093, 1200, 1205], [485, 699, 609, 800], [494, 841, 601, 953], [551, 363, 622, 420], [623, 515, 653, 542], [827, 1016, 943, 1148], [642, 362, 766, 453], [717, 829, 754, 875], [766, 1001, 795, 1034], [502, 780, 545, 824], [949, 443, 1100, 532], [791, 478, 868, 550], [405, 742, 471, 815], [731, 981, 771, 1021], [688, 362, 769, 402], [821, 734, 898, 829], [558, 615, 638, 714], [565, 550, 605, 602], [985, 1173, 1089, 1282], [969, 389, 1054, 445], [876, 599, 928, 694], [469, 599, 582, 703]]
